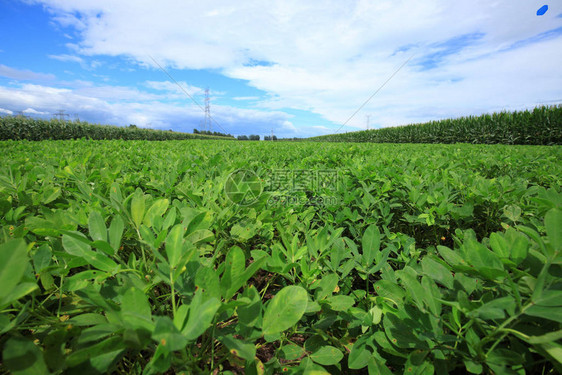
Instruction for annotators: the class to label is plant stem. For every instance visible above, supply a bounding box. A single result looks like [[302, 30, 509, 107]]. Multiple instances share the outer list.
[[170, 270, 176, 318]]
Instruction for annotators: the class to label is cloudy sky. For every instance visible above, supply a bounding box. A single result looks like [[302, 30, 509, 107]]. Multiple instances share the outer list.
[[0, 1, 561, 137]]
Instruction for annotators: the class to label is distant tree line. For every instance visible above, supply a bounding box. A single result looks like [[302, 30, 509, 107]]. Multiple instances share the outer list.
[[193, 129, 235, 138], [237, 135, 260, 141], [263, 135, 278, 141]]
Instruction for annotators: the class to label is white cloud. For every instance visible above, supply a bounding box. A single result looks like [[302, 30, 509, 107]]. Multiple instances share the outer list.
[[22, 108, 50, 115], [232, 96, 260, 101], [0, 64, 55, 81], [144, 80, 204, 97], [0, 108, 13, 115], [19, 0, 562, 133], [0, 81, 299, 136], [48, 54, 84, 64]]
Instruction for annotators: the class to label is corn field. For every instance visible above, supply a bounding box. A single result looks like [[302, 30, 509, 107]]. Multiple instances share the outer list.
[[311, 106, 562, 145], [0, 117, 231, 141]]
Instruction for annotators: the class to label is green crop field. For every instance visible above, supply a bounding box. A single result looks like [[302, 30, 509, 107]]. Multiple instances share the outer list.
[[0, 139, 561, 374], [309, 106, 562, 145]]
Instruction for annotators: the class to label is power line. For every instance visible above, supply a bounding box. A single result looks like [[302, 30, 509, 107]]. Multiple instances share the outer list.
[[334, 54, 414, 134], [204, 88, 211, 132], [148, 55, 228, 134]]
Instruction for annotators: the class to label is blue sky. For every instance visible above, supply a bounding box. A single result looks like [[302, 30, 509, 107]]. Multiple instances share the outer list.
[[0, 1, 561, 138]]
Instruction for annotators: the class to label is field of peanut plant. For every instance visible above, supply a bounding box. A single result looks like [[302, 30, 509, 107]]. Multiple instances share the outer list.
[[0, 139, 561, 374]]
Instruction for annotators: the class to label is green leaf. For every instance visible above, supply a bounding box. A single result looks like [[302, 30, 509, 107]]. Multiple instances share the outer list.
[[545, 208, 562, 252], [66, 336, 125, 368], [42, 187, 61, 204], [421, 257, 453, 289], [526, 330, 562, 344], [230, 223, 256, 242], [526, 305, 562, 324], [108, 216, 124, 251], [508, 230, 529, 265], [373, 280, 405, 302], [120, 287, 154, 331], [0, 239, 29, 302], [437, 245, 466, 267], [91, 240, 114, 257], [165, 224, 184, 268], [2, 283, 38, 308], [68, 313, 108, 327], [221, 246, 267, 300], [237, 286, 262, 328], [88, 211, 107, 242], [310, 345, 343, 365], [534, 288, 562, 307], [281, 344, 305, 360], [219, 334, 256, 361], [489, 232, 509, 258], [262, 285, 307, 335], [152, 316, 188, 352], [367, 357, 393, 375], [464, 359, 483, 374], [313, 273, 339, 301], [0, 313, 11, 334], [463, 239, 506, 280], [144, 198, 169, 228], [348, 336, 371, 369], [2, 336, 49, 375], [503, 205, 521, 222], [368, 305, 383, 325], [362, 224, 381, 266], [325, 295, 355, 311], [396, 267, 425, 311], [62, 234, 118, 273], [130, 188, 145, 228], [62, 233, 90, 257], [181, 290, 221, 341]]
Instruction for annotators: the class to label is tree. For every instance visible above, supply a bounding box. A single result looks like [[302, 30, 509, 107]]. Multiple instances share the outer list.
[[249, 134, 260, 141], [193, 128, 200, 134]]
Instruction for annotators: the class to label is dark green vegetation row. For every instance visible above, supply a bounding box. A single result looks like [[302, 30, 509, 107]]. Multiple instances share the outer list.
[[0, 140, 561, 374], [0, 116, 231, 141], [311, 105, 562, 145]]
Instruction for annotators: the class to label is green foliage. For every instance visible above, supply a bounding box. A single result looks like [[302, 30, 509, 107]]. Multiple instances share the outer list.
[[0, 139, 561, 374], [311, 105, 562, 145], [0, 116, 233, 141]]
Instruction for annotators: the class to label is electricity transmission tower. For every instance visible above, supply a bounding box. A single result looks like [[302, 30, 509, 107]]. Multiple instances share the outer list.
[[54, 110, 70, 121], [366, 115, 371, 130], [204, 88, 211, 132]]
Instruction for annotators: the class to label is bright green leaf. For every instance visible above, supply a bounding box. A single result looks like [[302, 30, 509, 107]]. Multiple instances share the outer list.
[[262, 286, 307, 335]]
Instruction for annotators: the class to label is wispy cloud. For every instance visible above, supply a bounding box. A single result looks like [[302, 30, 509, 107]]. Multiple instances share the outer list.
[[48, 54, 84, 64], [502, 26, 562, 51], [0, 64, 55, 81], [22, 108, 50, 115], [415, 32, 485, 70], [144, 80, 204, 96], [232, 96, 260, 101]]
